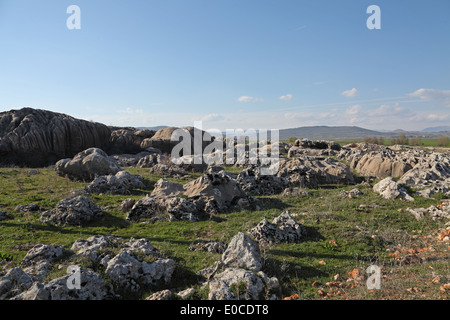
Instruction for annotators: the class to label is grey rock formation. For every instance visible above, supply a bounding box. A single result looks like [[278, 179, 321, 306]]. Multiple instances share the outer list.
[[208, 268, 278, 300], [55, 148, 122, 182], [221, 232, 262, 271], [11, 268, 114, 300], [40, 196, 103, 226], [0, 108, 111, 167], [249, 211, 306, 245], [84, 170, 145, 195], [373, 177, 414, 201]]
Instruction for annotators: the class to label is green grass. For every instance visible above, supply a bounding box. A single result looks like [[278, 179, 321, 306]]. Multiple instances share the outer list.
[[0, 166, 448, 300]]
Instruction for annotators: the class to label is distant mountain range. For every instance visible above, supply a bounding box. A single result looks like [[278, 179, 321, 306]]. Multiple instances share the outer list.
[[138, 125, 450, 141], [277, 126, 450, 141]]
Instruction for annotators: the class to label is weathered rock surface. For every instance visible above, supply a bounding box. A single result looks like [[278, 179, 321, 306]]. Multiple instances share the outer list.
[[20, 244, 65, 268], [249, 211, 306, 245], [55, 148, 122, 181], [208, 268, 279, 300], [40, 196, 103, 226], [12, 268, 114, 300], [84, 170, 145, 195], [237, 166, 289, 196], [183, 170, 251, 212], [0, 108, 111, 167], [105, 249, 175, 293], [276, 156, 355, 187], [107, 128, 155, 155], [373, 177, 414, 201], [0, 267, 34, 300], [221, 232, 262, 271]]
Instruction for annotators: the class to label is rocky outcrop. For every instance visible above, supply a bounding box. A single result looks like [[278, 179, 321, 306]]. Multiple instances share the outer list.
[[2, 236, 176, 300], [183, 170, 251, 212], [107, 128, 155, 155], [249, 211, 306, 245], [373, 177, 414, 201], [276, 156, 355, 187], [40, 196, 103, 226], [237, 166, 289, 196], [12, 268, 114, 300], [55, 148, 122, 182], [143, 126, 214, 156], [0, 108, 111, 167], [221, 232, 262, 271], [84, 171, 145, 195], [398, 153, 450, 198]]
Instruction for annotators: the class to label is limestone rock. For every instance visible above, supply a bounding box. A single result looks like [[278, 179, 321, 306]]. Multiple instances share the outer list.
[[40, 196, 103, 226], [0, 108, 111, 167], [84, 170, 145, 195], [249, 211, 306, 245], [55, 148, 122, 182], [373, 177, 414, 201], [221, 232, 262, 271]]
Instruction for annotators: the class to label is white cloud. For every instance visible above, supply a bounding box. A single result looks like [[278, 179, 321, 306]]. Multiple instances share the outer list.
[[237, 96, 262, 103], [341, 88, 359, 98], [426, 113, 449, 121], [367, 103, 411, 117], [409, 88, 450, 101], [199, 113, 225, 122], [279, 94, 293, 101], [346, 104, 362, 115]]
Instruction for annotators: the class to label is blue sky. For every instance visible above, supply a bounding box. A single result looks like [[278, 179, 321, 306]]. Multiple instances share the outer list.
[[0, 0, 449, 131]]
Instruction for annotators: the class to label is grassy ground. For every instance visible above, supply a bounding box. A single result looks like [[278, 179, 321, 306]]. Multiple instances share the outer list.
[[0, 166, 449, 300]]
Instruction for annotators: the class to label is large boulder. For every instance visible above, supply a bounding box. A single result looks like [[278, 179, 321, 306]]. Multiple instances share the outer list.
[[398, 154, 450, 198], [104, 249, 176, 293], [249, 211, 306, 245], [126, 195, 206, 222], [107, 128, 155, 155], [0, 108, 111, 167], [0, 267, 34, 300], [183, 170, 250, 212], [277, 157, 355, 187], [221, 232, 262, 272], [237, 166, 289, 196], [208, 268, 267, 300], [143, 126, 214, 156], [40, 196, 103, 226], [353, 151, 413, 178], [84, 171, 145, 195], [11, 268, 114, 300], [373, 177, 414, 201], [55, 148, 122, 182]]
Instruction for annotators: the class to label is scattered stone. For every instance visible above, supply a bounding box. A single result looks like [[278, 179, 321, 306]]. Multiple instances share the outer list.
[[281, 187, 310, 197], [71, 235, 123, 263], [15, 204, 40, 212], [151, 178, 184, 198], [84, 170, 145, 195], [55, 148, 122, 182], [40, 196, 103, 226], [146, 289, 173, 300], [188, 240, 228, 254], [249, 211, 306, 245], [237, 166, 289, 196], [0, 267, 34, 300], [0, 211, 9, 221], [177, 288, 196, 300], [208, 268, 278, 300], [21, 244, 65, 268], [221, 232, 262, 272], [340, 188, 364, 198], [105, 249, 175, 293], [11, 268, 114, 300], [373, 177, 414, 201], [120, 198, 136, 213]]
